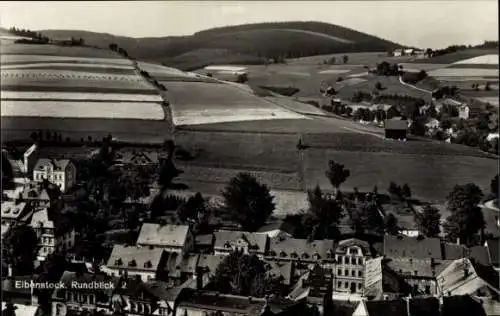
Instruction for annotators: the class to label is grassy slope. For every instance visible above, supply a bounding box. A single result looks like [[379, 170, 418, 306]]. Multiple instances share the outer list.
[[410, 49, 498, 64], [39, 21, 402, 70]]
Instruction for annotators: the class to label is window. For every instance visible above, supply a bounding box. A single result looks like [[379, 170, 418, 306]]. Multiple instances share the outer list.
[[358, 271, 363, 277], [338, 255, 342, 263], [425, 285, 431, 294], [344, 269, 348, 276], [344, 282, 349, 288], [358, 283, 362, 289], [351, 270, 355, 277], [337, 281, 342, 288], [338, 269, 342, 276]]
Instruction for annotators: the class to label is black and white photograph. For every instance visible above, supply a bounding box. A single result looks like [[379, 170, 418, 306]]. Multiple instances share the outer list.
[[0, 1, 499, 316]]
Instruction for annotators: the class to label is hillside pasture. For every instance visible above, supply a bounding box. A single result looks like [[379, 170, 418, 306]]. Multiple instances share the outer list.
[[1, 100, 165, 120], [1, 54, 132, 65], [0, 43, 120, 58], [262, 96, 329, 116], [410, 49, 498, 64], [452, 54, 498, 65], [0, 91, 163, 102], [1, 116, 173, 145], [2, 64, 136, 75], [287, 51, 411, 66], [427, 68, 499, 79], [164, 81, 307, 125], [302, 149, 497, 202]]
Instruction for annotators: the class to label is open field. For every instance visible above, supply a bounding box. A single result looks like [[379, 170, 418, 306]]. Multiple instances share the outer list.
[[287, 52, 412, 66], [2, 64, 136, 75], [1, 54, 132, 65], [164, 81, 308, 125], [0, 91, 164, 102], [0, 43, 120, 58], [410, 49, 499, 64], [262, 96, 329, 116], [453, 54, 498, 65], [1, 100, 165, 120], [2, 62, 134, 70], [399, 63, 450, 71], [427, 68, 499, 79], [1, 116, 173, 144]]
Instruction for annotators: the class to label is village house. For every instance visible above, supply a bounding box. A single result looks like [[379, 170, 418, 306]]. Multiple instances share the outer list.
[[214, 230, 268, 258], [436, 257, 500, 297], [162, 253, 200, 287], [265, 236, 335, 274], [194, 234, 215, 253], [458, 103, 471, 120], [196, 254, 226, 278], [1, 200, 31, 226], [363, 257, 411, 300], [384, 118, 408, 141], [334, 239, 371, 294], [256, 221, 294, 239], [111, 278, 162, 316], [51, 271, 119, 316], [265, 261, 295, 288], [136, 223, 194, 253], [369, 104, 401, 120], [105, 245, 167, 282], [352, 297, 440, 316], [33, 158, 76, 192], [393, 49, 403, 57], [383, 235, 443, 260], [384, 257, 452, 296], [287, 264, 334, 302], [30, 207, 76, 261], [2, 144, 38, 185]]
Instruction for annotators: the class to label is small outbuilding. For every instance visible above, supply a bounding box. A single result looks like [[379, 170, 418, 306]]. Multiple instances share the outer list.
[[385, 117, 408, 140]]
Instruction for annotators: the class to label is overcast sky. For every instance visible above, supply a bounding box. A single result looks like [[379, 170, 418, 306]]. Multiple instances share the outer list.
[[0, 1, 497, 49]]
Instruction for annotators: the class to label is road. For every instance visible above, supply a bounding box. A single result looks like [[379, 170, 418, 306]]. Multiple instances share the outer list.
[[398, 76, 433, 94]]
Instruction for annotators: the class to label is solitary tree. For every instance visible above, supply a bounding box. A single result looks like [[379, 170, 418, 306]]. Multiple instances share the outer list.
[[325, 160, 350, 199], [444, 183, 485, 245], [415, 205, 441, 238], [221, 173, 275, 231]]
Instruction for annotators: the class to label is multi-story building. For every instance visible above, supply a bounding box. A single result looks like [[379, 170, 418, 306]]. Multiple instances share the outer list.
[[265, 235, 335, 275], [136, 223, 194, 253], [51, 271, 119, 316], [33, 158, 76, 192], [333, 238, 371, 294], [30, 208, 76, 261], [105, 245, 167, 282], [214, 230, 268, 258]]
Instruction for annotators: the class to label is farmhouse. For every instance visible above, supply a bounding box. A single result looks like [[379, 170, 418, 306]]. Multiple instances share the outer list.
[[105, 245, 166, 281], [384, 118, 408, 140], [393, 49, 403, 57]]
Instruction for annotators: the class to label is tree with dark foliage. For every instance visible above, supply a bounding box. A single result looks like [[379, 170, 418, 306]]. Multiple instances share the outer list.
[[444, 183, 485, 245], [388, 182, 402, 199], [401, 184, 412, 199], [222, 173, 275, 231], [325, 160, 350, 199], [491, 174, 498, 198], [384, 213, 399, 235], [415, 205, 441, 238], [212, 250, 281, 297], [349, 201, 385, 235], [301, 186, 343, 241], [2, 225, 39, 275], [177, 192, 206, 223]]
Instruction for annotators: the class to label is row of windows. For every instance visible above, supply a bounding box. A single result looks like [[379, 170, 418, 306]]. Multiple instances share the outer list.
[[34, 172, 65, 181], [337, 269, 363, 278], [336, 281, 363, 291], [116, 270, 154, 281], [66, 292, 95, 305], [42, 236, 53, 244], [130, 302, 151, 314], [336, 255, 364, 265]]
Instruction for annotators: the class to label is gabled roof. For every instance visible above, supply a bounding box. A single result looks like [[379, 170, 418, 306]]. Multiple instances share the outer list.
[[336, 238, 370, 254], [365, 299, 407, 316], [196, 254, 225, 276], [385, 118, 408, 130], [106, 245, 165, 272], [214, 230, 268, 252], [30, 208, 54, 229], [56, 271, 118, 295], [383, 235, 442, 259], [385, 257, 452, 279], [485, 239, 499, 264], [34, 158, 72, 171], [267, 235, 334, 260], [265, 261, 293, 285], [176, 290, 265, 315], [1, 201, 28, 219], [136, 223, 190, 248]]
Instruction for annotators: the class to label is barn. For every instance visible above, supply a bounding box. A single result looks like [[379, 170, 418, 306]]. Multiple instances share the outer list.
[[385, 118, 408, 140]]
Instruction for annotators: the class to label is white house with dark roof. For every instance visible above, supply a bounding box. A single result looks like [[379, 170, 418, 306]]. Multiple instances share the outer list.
[[334, 238, 371, 294], [214, 230, 268, 258], [136, 223, 193, 253], [105, 245, 166, 282], [33, 158, 76, 192]]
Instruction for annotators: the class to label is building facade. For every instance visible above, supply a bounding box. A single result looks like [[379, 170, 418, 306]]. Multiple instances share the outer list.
[[33, 159, 76, 192], [334, 239, 371, 294]]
